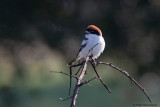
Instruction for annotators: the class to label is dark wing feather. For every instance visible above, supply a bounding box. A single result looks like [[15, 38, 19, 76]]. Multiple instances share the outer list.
[[67, 38, 88, 96], [67, 40, 88, 66], [75, 37, 88, 57], [76, 43, 87, 57]]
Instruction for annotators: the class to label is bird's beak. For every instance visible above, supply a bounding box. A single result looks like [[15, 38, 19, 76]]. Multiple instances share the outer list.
[[85, 31, 90, 35]]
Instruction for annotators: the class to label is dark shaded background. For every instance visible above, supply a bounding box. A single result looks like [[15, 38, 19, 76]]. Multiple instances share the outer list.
[[0, 0, 160, 107]]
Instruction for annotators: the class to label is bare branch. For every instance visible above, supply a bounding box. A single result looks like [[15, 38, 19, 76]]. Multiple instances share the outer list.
[[79, 77, 97, 87], [50, 71, 78, 79], [70, 57, 89, 107], [69, 67, 72, 96], [90, 61, 112, 93], [97, 62, 152, 103], [69, 61, 84, 95], [60, 96, 73, 101], [53, 42, 151, 107], [70, 62, 84, 67], [53, 61, 152, 107], [75, 65, 83, 75]]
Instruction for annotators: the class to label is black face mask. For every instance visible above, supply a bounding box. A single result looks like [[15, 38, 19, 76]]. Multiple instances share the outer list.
[[86, 28, 100, 35]]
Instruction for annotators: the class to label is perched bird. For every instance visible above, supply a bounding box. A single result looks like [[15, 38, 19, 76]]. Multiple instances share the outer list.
[[67, 25, 105, 95], [67, 25, 105, 66]]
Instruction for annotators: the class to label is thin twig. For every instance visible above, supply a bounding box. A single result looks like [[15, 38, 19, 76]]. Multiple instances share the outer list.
[[79, 77, 97, 87], [90, 61, 112, 93], [75, 65, 83, 75], [69, 67, 72, 96], [50, 71, 78, 79], [97, 62, 152, 103], [60, 96, 73, 101], [55, 41, 152, 107], [69, 62, 84, 95]]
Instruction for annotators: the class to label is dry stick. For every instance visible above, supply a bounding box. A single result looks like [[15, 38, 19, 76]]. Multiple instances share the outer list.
[[50, 71, 78, 79], [70, 57, 89, 107], [60, 96, 73, 101], [50, 70, 95, 102], [67, 67, 73, 95], [69, 62, 84, 95], [98, 62, 152, 103], [79, 77, 97, 87], [75, 65, 83, 75], [90, 61, 112, 93]]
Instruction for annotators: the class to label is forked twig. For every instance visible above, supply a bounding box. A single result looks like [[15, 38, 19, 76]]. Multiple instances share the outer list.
[[69, 62, 84, 95], [51, 42, 152, 107], [50, 71, 78, 79], [50, 70, 95, 104], [79, 77, 97, 87], [52, 60, 152, 107], [70, 57, 89, 107], [90, 60, 112, 93], [60, 96, 73, 101], [75, 65, 83, 75], [97, 62, 152, 103]]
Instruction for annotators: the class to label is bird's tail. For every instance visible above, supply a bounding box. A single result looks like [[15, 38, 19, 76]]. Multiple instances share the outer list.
[[67, 56, 81, 67]]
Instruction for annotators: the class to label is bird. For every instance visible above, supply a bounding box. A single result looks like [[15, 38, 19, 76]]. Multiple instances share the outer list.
[[67, 25, 105, 95], [67, 25, 105, 66]]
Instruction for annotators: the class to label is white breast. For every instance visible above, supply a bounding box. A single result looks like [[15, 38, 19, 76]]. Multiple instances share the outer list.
[[79, 34, 105, 59]]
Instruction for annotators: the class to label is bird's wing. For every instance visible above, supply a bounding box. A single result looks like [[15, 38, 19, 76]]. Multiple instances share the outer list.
[[67, 37, 88, 66], [76, 37, 88, 57], [67, 38, 88, 96]]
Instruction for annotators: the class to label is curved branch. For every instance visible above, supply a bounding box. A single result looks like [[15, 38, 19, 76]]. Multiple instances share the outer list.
[[97, 62, 152, 103]]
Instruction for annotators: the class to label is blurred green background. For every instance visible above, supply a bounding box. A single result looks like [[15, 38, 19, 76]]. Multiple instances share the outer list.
[[0, 0, 160, 107]]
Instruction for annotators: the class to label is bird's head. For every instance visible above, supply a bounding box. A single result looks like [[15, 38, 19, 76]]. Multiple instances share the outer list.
[[85, 25, 102, 36]]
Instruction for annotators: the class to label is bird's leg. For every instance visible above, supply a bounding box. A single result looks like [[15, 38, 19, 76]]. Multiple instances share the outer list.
[[92, 59, 97, 67], [89, 55, 97, 67]]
